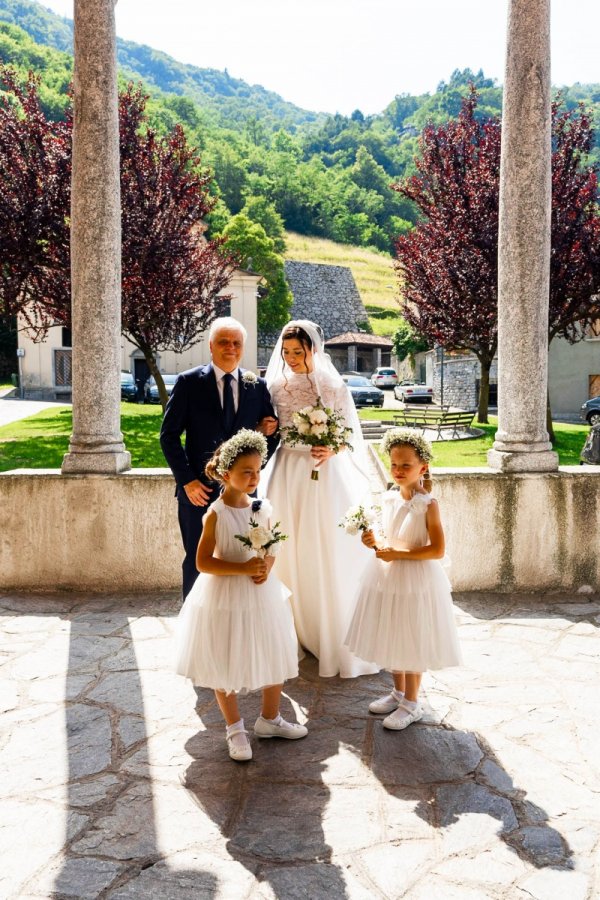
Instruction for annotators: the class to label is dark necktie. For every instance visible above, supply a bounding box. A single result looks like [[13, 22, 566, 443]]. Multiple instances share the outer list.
[[222, 372, 235, 433]]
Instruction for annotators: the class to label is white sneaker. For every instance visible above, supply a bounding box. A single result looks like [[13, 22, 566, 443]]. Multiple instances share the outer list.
[[383, 701, 423, 731], [369, 691, 404, 715], [254, 714, 308, 740], [226, 721, 252, 761]]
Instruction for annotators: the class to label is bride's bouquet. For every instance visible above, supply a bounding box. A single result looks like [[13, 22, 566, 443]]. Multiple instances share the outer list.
[[235, 520, 288, 559], [339, 504, 381, 536], [282, 396, 353, 481]]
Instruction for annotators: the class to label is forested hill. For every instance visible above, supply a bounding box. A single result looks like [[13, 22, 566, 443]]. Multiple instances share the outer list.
[[1, 0, 599, 254], [0, 0, 325, 131]]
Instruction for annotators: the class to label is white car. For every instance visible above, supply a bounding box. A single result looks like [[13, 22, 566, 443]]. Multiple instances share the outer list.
[[370, 367, 398, 388], [394, 381, 434, 403]]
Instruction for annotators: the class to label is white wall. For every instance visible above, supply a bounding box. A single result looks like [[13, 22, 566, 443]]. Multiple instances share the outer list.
[[0, 468, 598, 593], [17, 270, 261, 395]]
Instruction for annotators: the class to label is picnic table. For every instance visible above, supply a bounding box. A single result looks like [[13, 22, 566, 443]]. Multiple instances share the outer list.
[[393, 406, 476, 439]]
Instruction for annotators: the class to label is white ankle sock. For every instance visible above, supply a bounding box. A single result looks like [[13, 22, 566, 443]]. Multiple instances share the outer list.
[[226, 718, 244, 736], [403, 698, 418, 709], [392, 689, 405, 701], [262, 713, 281, 724]]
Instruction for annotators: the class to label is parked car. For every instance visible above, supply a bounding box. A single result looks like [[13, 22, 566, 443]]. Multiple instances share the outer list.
[[581, 396, 600, 426], [342, 375, 384, 408], [394, 381, 434, 404], [370, 367, 398, 389], [144, 374, 178, 404], [120, 371, 137, 402]]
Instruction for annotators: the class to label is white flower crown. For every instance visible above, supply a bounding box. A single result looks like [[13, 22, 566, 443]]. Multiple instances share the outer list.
[[216, 429, 268, 475], [381, 427, 433, 462]]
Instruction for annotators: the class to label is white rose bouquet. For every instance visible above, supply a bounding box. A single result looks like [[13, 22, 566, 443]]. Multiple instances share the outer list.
[[281, 396, 353, 481], [235, 520, 288, 559], [339, 504, 380, 536]]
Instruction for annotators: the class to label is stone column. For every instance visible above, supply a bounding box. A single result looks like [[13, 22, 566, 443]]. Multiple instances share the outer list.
[[487, 0, 558, 472], [62, 0, 130, 474]]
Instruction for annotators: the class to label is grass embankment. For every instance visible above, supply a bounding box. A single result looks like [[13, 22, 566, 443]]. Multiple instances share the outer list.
[[0, 405, 588, 471], [284, 232, 401, 337]]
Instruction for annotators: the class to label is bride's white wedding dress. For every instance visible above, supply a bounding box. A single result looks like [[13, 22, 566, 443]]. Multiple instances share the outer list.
[[262, 370, 378, 678]]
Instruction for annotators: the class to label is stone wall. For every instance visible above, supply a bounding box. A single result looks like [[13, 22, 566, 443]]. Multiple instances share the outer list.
[[258, 261, 369, 365], [1, 467, 598, 593], [420, 350, 498, 409]]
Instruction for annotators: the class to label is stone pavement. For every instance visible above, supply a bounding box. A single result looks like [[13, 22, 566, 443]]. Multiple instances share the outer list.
[[1, 591, 599, 900]]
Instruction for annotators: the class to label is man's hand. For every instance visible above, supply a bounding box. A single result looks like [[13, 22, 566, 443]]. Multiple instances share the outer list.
[[256, 416, 278, 437], [183, 479, 211, 507]]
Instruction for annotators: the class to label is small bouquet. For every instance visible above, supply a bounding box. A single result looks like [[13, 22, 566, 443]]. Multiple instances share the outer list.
[[281, 396, 353, 481], [339, 504, 380, 536], [235, 520, 288, 559]]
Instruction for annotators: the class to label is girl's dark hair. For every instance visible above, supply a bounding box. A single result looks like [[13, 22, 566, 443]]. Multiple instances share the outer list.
[[281, 324, 313, 389]]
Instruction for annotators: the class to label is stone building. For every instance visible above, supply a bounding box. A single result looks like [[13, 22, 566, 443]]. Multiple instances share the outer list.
[[258, 260, 392, 372]]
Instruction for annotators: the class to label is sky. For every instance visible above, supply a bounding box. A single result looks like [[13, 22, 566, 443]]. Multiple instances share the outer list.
[[38, 1, 600, 116]]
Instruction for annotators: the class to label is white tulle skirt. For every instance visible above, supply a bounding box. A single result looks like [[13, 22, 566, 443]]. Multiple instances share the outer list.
[[263, 445, 378, 678], [174, 571, 299, 694], [345, 555, 463, 672]]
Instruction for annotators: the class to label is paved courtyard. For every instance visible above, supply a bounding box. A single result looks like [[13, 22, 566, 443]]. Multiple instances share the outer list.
[[1, 590, 599, 899]]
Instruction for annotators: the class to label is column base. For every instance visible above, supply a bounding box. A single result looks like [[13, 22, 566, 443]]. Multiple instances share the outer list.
[[487, 447, 559, 473], [62, 449, 131, 474]]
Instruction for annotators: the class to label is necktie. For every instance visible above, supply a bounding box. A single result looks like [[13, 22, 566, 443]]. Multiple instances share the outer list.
[[222, 372, 235, 433]]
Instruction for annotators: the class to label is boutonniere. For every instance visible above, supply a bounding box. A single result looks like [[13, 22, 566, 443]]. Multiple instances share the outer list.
[[251, 499, 262, 513], [242, 371, 258, 387]]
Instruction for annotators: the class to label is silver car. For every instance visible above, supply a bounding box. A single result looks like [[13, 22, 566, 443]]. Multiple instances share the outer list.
[[394, 381, 434, 403], [371, 367, 398, 389]]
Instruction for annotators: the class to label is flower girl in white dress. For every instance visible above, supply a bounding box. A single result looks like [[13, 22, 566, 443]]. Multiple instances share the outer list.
[[345, 429, 462, 730], [175, 430, 307, 761]]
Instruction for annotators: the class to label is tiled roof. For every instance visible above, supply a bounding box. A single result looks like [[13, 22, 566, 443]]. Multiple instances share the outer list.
[[325, 331, 394, 347]]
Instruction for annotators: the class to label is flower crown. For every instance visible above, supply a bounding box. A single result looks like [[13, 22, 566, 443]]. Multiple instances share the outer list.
[[216, 429, 268, 475], [381, 427, 433, 462]]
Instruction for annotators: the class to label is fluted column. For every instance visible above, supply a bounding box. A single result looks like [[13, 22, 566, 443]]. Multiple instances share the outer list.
[[488, 0, 558, 472], [62, 0, 130, 474]]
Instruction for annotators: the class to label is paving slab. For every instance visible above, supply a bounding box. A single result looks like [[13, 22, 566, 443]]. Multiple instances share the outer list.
[[0, 591, 598, 899]]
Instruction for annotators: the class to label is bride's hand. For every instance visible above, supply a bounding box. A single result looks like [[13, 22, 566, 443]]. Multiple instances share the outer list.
[[310, 446, 335, 466]]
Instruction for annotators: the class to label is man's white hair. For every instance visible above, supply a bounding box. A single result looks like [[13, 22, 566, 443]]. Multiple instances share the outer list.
[[208, 316, 247, 343]]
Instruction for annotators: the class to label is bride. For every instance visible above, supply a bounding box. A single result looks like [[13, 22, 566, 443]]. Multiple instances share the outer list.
[[263, 320, 377, 678]]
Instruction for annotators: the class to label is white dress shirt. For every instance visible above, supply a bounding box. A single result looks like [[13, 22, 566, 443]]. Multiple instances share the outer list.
[[213, 364, 240, 413]]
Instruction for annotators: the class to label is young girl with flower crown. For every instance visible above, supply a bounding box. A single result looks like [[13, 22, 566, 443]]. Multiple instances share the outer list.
[[344, 428, 462, 730], [175, 429, 307, 761]]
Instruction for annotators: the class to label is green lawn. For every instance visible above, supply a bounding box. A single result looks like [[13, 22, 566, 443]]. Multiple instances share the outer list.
[[0, 404, 588, 471], [0, 403, 166, 471], [358, 411, 588, 467]]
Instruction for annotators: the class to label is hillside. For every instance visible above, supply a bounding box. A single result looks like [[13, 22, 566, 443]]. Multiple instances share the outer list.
[[0, 0, 325, 132], [1, 0, 598, 257], [284, 233, 402, 337]]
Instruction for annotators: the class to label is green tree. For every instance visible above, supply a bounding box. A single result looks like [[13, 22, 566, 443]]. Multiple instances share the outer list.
[[240, 195, 286, 253], [392, 319, 428, 363], [221, 214, 292, 332]]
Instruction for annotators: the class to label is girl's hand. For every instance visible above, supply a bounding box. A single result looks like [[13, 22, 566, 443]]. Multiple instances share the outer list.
[[252, 555, 275, 585], [245, 557, 267, 580], [361, 529, 378, 549], [310, 446, 335, 466], [375, 547, 397, 563]]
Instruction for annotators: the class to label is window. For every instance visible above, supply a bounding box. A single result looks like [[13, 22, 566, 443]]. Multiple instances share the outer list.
[[54, 348, 72, 387]]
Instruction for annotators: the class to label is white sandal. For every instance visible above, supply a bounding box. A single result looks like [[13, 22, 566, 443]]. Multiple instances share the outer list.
[[226, 720, 252, 761]]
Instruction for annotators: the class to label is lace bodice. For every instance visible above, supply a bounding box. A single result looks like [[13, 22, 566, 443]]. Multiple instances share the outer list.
[[270, 372, 354, 437]]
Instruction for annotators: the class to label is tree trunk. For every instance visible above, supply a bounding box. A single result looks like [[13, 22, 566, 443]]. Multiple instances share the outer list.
[[477, 359, 491, 424], [140, 345, 168, 412]]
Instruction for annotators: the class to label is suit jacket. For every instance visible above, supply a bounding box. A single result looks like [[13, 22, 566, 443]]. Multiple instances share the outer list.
[[160, 363, 278, 501]]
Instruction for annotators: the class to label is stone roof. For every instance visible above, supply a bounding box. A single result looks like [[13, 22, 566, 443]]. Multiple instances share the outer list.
[[325, 331, 394, 348]]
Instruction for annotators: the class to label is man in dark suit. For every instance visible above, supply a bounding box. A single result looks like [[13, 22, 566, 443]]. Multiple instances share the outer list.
[[160, 317, 279, 598]]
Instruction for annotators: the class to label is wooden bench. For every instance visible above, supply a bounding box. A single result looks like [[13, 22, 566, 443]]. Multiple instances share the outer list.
[[393, 407, 476, 439]]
